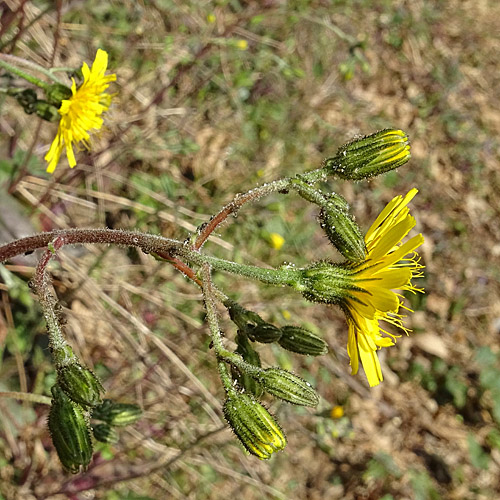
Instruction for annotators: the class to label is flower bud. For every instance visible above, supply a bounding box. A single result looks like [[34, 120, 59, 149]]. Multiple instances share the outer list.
[[35, 100, 60, 122], [48, 385, 93, 473], [57, 362, 104, 408], [247, 323, 282, 344], [232, 333, 263, 397], [257, 368, 319, 407], [92, 423, 119, 444], [278, 325, 328, 356], [12, 88, 38, 114], [91, 399, 142, 427], [223, 392, 286, 459], [225, 300, 281, 343], [324, 129, 411, 180], [319, 193, 365, 261]]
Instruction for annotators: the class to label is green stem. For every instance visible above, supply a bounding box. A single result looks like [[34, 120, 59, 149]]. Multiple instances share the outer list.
[[290, 177, 328, 205], [181, 249, 301, 287], [0, 58, 52, 91], [200, 264, 234, 392], [0, 391, 51, 405], [0, 54, 66, 85]]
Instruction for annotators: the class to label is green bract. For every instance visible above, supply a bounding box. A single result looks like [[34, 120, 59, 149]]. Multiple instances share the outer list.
[[57, 362, 104, 408], [92, 423, 119, 444], [295, 262, 354, 305], [48, 385, 93, 473]]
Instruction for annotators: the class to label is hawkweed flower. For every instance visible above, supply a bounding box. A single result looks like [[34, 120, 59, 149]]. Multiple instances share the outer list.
[[296, 189, 424, 386], [45, 49, 116, 173], [343, 189, 424, 386]]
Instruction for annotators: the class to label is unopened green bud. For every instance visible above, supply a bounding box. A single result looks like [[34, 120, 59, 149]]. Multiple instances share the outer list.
[[232, 333, 263, 397], [13, 88, 38, 114], [45, 83, 72, 105], [324, 129, 411, 180], [92, 423, 119, 444], [278, 326, 328, 356], [35, 100, 60, 122], [296, 262, 352, 305], [257, 368, 319, 407], [91, 399, 142, 427], [247, 323, 282, 344], [226, 301, 263, 330], [319, 193, 365, 261], [225, 300, 281, 343], [223, 392, 286, 459], [48, 385, 93, 473], [57, 363, 104, 407]]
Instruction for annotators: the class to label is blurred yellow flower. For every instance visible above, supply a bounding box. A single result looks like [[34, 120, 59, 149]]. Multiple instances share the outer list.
[[330, 405, 344, 419], [45, 49, 116, 173], [281, 309, 291, 320], [207, 13, 216, 23], [269, 233, 285, 250], [235, 39, 248, 50], [345, 189, 424, 387]]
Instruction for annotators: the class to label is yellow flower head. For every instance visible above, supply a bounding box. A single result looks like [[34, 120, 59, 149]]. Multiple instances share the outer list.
[[344, 189, 424, 386], [269, 232, 285, 250], [295, 189, 424, 387], [45, 49, 116, 173]]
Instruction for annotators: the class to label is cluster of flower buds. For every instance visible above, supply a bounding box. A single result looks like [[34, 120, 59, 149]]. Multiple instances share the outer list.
[[223, 363, 319, 458], [223, 300, 324, 457], [290, 129, 411, 263], [43, 298, 142, 471], [48, 385, 143, 472], [7, 83, 71, 122], [225, 300, 328, 356]]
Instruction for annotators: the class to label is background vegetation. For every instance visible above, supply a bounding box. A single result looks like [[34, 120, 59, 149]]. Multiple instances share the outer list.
[[1, 1, 499, 498]]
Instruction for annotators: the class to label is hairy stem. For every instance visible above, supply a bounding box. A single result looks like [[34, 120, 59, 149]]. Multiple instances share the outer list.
[[181, 249, 300, 287], [200, 263, 234, 392], [192, 166, 330, 250], [0, 229, 182, 264], [0, 391, 51, 405], [0, 53, 66, 85]]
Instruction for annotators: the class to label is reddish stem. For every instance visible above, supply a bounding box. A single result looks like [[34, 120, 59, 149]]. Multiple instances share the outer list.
[[156, 251, 202, 287], [0, 229, 181, 264], [193, 178, 290, 250]]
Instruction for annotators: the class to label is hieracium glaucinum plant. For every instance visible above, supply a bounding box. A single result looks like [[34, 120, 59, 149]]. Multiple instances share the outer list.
[[0, 49, 424, 469]]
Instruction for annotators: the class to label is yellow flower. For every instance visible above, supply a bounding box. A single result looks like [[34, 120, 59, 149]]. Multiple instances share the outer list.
[[344, 189, 424, 387], [235, 39, 248, 50], [45, 49, 116, 173], [330, 405, 344, 419], [269, 232, 285, 250]]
